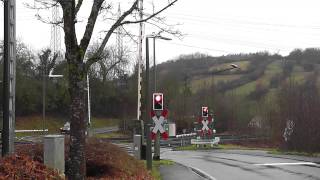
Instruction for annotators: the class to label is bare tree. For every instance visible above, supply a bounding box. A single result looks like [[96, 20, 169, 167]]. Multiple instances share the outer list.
[[29, 0, 179, 179], [86, 43, 130, 83]]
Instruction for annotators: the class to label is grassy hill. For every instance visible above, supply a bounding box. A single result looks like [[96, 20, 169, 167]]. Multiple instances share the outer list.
[[156, 51, 318, 98], [153, 50, 320, 133]]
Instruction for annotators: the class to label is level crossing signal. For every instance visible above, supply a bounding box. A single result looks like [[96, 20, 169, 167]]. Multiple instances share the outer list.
[[153, 93, 163, 110], [202, 106, 209, 117]]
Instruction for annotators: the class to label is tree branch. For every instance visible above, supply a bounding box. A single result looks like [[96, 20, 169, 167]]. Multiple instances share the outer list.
[[86, 0, 179, 69], [85, 0, 139, 69], [120, 0, 178, 26], [79, 0, 104, 56], [75, 0, 83, 15]]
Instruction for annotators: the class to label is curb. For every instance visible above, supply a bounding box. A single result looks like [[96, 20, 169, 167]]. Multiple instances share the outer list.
[[174, 162, 216, 180]]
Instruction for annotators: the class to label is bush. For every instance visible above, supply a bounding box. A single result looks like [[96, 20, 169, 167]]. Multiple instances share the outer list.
[[0, 154, 63, 180], [14, 138, 153, 179]]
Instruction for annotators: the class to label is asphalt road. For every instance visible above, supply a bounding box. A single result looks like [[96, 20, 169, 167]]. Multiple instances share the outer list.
[[161, 149, 320, 180]]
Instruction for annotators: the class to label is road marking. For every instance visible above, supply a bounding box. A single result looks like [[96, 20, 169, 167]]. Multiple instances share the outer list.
[[254, 162, 317, 166], [190, 166, 217, 180]]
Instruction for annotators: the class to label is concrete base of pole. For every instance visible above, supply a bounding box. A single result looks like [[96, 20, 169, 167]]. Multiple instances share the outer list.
[[44, 135, 65, 175]]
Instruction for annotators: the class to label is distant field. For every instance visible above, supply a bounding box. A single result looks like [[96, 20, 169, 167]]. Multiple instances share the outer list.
[[190, 60, 254, 93], [14, 115, 119, 136], [230, 79, 257, 96], [289, 71, 313, 82], [90, 117, 119, 128], [191, 74, 243, 92], [16, 115, 65, 133], [265, 61, 282, 75], [228, 60, 315, 96], [189, 60, 299, 96]]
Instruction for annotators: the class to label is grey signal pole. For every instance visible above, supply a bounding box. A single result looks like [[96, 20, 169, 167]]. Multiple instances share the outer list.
[[145, 37, 152, 170], [150, 35, 171, 160], [42, 61, 47, 135], [2, 0, 16, 156], [152, 37, 161, 161]]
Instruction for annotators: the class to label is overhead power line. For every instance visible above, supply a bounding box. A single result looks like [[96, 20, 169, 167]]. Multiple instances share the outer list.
[[166, 13, 320, 30]]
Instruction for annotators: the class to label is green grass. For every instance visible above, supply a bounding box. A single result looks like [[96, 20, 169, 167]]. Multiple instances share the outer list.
[[149, 159, 175, 180], [269, 149, 320, 157], [289, 72, 313, 83], [16, 115, 65, 134], [90, 117, 119, 128], [229, 63, 279, 96], [174, 144, 219, 151], [14, 115, 119, 138], [174, 144, 320, 158], [94, 131, 128, 138], [174, 144, 276, 151], [265, 61, 282, 75], [191, 74, 243, 92], [230, 80, 257, 96], [218, 144, 276, 151]]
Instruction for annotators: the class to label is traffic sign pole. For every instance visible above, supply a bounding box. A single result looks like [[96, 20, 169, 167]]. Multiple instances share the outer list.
[[145, 37, 152, 170], [153, 110, 161, 160]]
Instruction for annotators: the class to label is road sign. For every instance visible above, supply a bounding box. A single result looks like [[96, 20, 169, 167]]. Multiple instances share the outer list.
[[151, 109, 168, 140], [196, 114, 214, 137]]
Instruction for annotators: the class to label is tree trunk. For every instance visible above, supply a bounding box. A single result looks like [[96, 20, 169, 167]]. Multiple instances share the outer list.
[[68, 61, 86, 180]]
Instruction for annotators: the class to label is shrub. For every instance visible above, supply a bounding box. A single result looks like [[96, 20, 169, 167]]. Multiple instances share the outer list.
[[14, 138, 153, 179], [0, 154, 63, 180]]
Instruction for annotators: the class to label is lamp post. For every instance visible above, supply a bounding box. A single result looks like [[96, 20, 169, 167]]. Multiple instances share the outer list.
[[42, 68, 63, 135], [150, 34, 172, 92], [85, 74, 91, 128], [149, 34, 172, 161], [145, 34, 172, 169]]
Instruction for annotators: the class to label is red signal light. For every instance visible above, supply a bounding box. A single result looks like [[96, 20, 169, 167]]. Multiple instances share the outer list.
[[202, 106, 208, 117], [153, 93, 163, 110]]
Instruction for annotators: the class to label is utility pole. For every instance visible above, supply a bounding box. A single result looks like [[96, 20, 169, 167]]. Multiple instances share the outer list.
[[50, 3, 61, 59], [145, 38, 152, 170], [2, 0, 16, 156], [137, 0, 144, 121]]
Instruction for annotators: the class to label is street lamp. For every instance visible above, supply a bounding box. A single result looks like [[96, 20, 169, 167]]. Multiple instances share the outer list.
[[85, 74, 91, 126], [145, 34, 172, 169], [147, 33, 172, 161], [148, 33, 172, 92], [43, 68, 63, 135], [49, 69, 63, 78]]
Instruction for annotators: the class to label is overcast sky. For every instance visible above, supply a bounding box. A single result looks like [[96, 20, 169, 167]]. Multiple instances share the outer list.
[[1, 0, 320, 64]]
